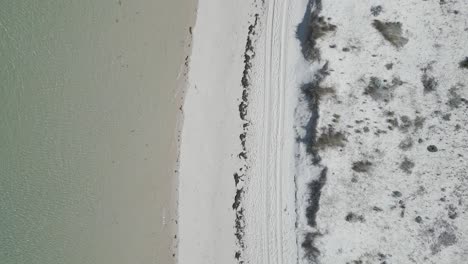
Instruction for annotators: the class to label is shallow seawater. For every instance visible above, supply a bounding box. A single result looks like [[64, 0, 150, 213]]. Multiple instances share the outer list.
[[0, 0, 194, 263]]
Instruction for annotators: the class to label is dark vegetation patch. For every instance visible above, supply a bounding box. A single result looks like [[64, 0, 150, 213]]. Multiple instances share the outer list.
[[346, 260, 363, 264], [399, 115, 412, 132], [370, 5, 383, 16], [332, 114, 340, 123], [352, 160, 373, 172], [399, 200, 406, 217], [424, 220, 459, 255], [427, 145, 438, 152], [392, 191, 403, 198], [422, 71, 438, 93], [374, 129, 388, 136], [302, 232, 322, 262], [297, 3, 337, 261], [316, 127, 347, 149], [399, 137, 413, 150], [297, 0, 337, 61], [300, 63, 332, 163], [387, 115, 424, 132], [373, 206, 383, 212], [414, 116, 426, 131], [386, 117, 398, 128], [364, 76, 402, 102], [438, 231, 458, 246], [306, 168, 328, 227], [400, 157, 415, 174], [459, 57, 468, 69], [431, 231, 458, 255], [447, 85, 465, 109], [372, 20, 409, 48], [385, 63, 393, 70], [448, 204, 458, 219], [345, 212, 365, 223], [347, 252, 388, 264], [442, 113, 451, 121]]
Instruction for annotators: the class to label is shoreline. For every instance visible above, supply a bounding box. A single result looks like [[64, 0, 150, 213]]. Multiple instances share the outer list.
[[172, 1, 198, 262]]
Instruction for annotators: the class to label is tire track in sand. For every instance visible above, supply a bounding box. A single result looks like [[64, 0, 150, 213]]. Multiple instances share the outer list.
[[261, 0, 290, 263]]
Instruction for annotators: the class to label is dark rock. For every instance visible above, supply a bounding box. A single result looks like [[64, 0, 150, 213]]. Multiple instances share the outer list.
[[427, 145, 438, 152], [459, 57, 468, 69]]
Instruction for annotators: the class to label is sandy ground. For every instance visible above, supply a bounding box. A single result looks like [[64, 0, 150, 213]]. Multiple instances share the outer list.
[[178, 1, 255, 263], [180, 0, 468, 263], [294, 0, 468, 263]]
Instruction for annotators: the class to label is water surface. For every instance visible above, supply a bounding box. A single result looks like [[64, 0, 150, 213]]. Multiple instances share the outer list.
[[0, 0, 194, 263]]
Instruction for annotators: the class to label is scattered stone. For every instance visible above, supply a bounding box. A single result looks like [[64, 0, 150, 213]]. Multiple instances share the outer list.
[[372, 20, 409, 48], [415, 216, 423, 223], [459, 57, 468, 69], [345, 212, 365, 223], [427, 145, 438, 152], [385, 63, 393, 70]]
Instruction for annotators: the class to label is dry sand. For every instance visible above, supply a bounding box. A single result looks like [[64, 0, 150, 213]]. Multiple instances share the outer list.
[[179, 0, 468, 263]]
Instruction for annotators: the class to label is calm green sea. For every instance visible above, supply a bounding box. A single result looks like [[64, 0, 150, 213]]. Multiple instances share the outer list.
[[0, 0, 194, 263]]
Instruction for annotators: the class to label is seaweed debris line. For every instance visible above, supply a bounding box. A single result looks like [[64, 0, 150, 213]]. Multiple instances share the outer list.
[[233, 9, 261, 264]]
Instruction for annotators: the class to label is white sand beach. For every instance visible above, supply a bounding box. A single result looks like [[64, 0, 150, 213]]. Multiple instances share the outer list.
[[179, 0, 468, 263]]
